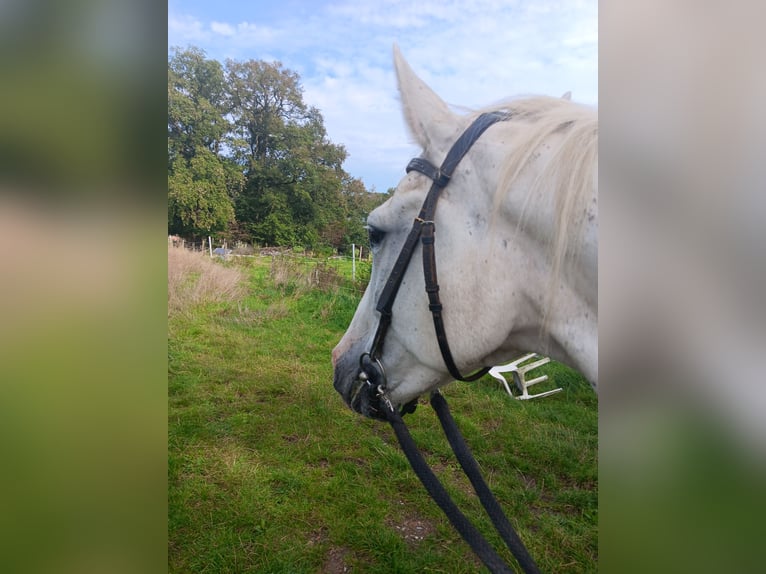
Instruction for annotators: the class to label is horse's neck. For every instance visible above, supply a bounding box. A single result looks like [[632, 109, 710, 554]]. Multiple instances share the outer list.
[[544, 281, 598, 388], [487, 145, 598, 388]]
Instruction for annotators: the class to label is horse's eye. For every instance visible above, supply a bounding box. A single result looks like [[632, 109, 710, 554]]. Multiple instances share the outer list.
[[366, 225, 385, 248]]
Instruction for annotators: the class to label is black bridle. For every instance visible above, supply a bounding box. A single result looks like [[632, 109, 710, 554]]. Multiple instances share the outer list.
[[357, 111, 510, 414], [354, 112, 541, 574]]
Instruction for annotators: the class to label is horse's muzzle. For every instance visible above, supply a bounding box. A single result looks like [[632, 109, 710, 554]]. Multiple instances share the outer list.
[[333, 352, 388, 420]]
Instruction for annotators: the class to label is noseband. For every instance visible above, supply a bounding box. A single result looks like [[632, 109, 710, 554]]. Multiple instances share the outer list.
[[357, 111, 510, 417]]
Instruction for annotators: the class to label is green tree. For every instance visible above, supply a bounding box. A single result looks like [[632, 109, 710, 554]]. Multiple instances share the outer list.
[[167, 46, 387, 248], [168, 47, 237, 240], [168, 147, 235, 237], [225, 59, 307, 163], [168, 47, 228, 163], [226, 59, 349, 247]]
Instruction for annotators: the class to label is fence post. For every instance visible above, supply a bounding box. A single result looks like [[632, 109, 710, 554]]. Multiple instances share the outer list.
[[208, 236, 213, 257], [351, 243, 356, 282]]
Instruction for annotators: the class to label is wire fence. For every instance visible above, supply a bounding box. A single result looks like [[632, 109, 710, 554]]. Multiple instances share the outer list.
[[168, 236, 372, 295], [265, 252, 372, 295]]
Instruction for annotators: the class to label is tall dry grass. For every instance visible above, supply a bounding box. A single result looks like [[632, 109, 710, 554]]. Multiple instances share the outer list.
[[269, 255, 344, 292], [168, 246, 246, 316]]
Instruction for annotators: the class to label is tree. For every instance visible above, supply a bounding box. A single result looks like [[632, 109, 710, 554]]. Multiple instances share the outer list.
[[168, 47, 237, 240], [168, 47, 228, 163], [225, 59, 307, 164], [225, 59, 350, 247], [167, 46, 387, 248], [168, 147, 235, 238]]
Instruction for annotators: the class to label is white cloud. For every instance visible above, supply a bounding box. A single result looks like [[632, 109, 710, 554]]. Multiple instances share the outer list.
[[168, 13, 210, 45], [229, 21, 282, 47], [210, 21, 235, 37]]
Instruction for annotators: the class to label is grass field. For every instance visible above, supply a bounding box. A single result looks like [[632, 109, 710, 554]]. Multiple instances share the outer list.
[[168, 251, 597, 573]]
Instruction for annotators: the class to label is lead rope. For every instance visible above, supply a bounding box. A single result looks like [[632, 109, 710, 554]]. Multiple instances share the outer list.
[[381, 391, 540, 574]]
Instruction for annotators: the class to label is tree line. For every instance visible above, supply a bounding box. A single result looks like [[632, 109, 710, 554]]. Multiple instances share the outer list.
[[168, 46, 390, 251]]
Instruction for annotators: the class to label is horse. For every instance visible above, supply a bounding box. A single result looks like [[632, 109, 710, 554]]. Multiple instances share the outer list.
[[332, 45, 597, 419]]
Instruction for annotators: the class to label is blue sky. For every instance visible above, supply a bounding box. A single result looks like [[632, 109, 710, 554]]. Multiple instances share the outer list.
[[169, 0, 597, 193]]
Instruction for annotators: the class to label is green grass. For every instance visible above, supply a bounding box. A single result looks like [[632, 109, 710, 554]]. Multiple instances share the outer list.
[[169, 256, 597, 573]]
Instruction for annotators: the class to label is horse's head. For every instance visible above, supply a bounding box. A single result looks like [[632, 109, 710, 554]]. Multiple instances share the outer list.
[[333, 47, 598, 418]]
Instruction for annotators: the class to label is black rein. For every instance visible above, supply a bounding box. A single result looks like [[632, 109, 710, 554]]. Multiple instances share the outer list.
[[381, 392, 540, 574], [359, 111, 541, 573]]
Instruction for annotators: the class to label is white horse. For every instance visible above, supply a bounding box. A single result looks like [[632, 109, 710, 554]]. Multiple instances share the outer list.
[[333, 47, 597, 417]]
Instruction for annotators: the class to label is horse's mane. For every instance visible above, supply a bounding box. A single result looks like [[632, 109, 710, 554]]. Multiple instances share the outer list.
[[481, 96, 598, 336]]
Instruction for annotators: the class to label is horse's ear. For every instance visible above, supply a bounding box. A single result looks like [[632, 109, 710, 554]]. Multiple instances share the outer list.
[[393, 44, 455, 151]]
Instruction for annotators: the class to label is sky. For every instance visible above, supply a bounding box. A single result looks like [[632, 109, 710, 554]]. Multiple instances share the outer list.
[[168, 0, 597, 193]]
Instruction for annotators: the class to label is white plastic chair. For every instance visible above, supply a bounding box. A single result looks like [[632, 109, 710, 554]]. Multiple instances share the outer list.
[[488, 353, 562, 400]]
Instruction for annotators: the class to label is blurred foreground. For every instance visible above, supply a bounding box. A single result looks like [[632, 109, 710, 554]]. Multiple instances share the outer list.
[[600, 1, 766, 571], [0, 2, 167, 573]]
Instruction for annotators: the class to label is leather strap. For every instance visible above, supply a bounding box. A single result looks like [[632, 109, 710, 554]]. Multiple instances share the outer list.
[[406, 157, 450, 188], [379, 390, 540, 573], [368, 111, 509, 381], [431, 391, 540, 573], [421, 220, 490, 381]]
